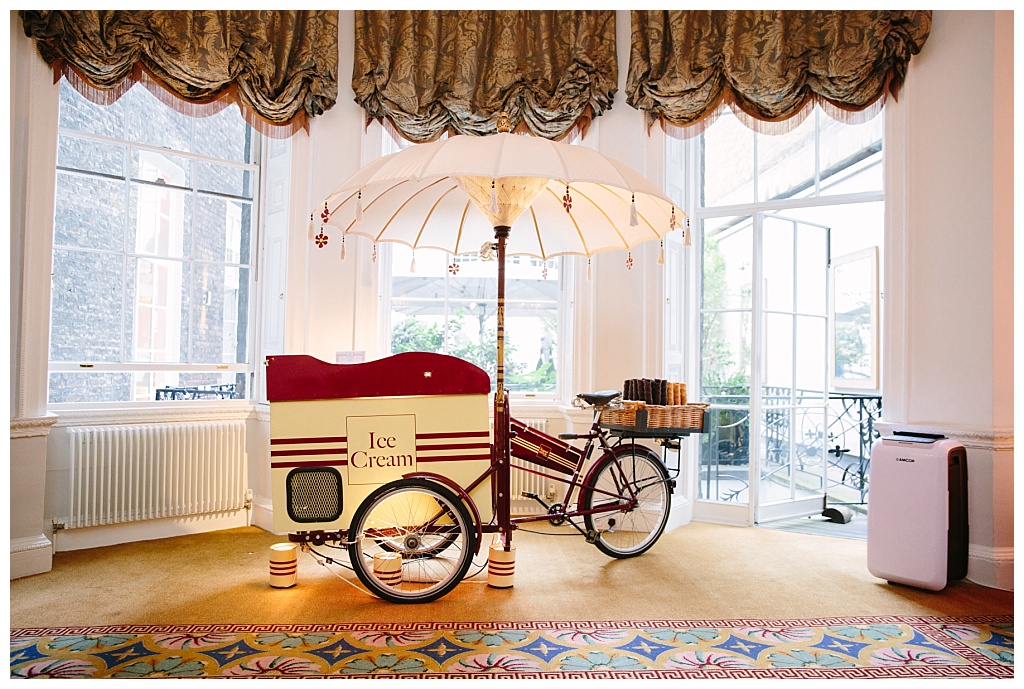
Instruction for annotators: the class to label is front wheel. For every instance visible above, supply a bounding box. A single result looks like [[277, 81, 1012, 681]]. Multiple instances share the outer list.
[[348, 479, 476, 603], [583, 445, 671, 558]]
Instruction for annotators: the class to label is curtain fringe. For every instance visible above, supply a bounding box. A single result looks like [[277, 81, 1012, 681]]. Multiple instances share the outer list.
[[654, 91, 888, 140], [55, 59, 307, 140]]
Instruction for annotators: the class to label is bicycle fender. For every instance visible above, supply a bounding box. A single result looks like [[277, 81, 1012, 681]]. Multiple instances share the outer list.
[[402, 471, 484, 556]]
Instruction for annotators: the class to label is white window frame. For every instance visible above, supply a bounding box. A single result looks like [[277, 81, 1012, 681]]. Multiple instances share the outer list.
[[45, 82, 263, 408]]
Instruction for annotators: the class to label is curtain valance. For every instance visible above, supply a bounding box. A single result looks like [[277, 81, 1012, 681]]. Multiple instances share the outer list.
[[626, 10, 932, 137], [20, 10, 339, 139], [353, 10, 618, 142]]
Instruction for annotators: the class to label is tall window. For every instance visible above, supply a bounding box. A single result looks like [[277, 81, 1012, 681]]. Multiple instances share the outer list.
[[667, 106, 884, 515], [47, 81, 259, 404], [380, 134, 563, 396]]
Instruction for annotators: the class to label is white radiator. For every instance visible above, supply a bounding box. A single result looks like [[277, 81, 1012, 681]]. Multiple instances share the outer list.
[[65, 421, 247, 528]]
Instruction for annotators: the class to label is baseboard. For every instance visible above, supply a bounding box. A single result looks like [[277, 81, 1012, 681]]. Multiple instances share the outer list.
[[968, 544, 1014, 591], [51, 510, 250, 552], [251, 495, 283, 535], [10, 533, 54, 579]]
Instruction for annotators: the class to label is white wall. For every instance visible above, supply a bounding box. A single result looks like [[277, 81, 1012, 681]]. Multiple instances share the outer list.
[[881, 10, 1013, 589]]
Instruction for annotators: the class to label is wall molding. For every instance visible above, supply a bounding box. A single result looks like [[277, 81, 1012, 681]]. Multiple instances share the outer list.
[[10, 533, 53, 579], [10, 414, 59, 438], [968, 543, 1014, 592], [50, 403, 259, 427]]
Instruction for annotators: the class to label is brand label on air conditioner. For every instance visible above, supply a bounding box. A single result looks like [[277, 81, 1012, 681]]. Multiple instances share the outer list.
[[895, 456, 916, 463], [346, 414, 417, 485]]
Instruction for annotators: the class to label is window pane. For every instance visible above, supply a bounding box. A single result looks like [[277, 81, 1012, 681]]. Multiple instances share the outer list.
[[58, 135, 126, 176], [819, 114, 883, 196], [699, 408, 750, 504], [50, 249, 124, 362], [132, 148, 192, 188], [194, 196, 252, 264], [194, 106, 253, 162], [49, 372, 132, 404], [388, 243, 559, 393], [58, 80, 125, 138], [757, 113, 816, 202], [54, 172, 127, 251], [129, 183, 191, 259], [198, 161, 254, 198], [701, 217, 752, 310], [126, 257, 189, 364], [700, 310, 750, 398], [702, 110, 755, 207], [126, 86, 192, 151], [191, 264, 249, 364]]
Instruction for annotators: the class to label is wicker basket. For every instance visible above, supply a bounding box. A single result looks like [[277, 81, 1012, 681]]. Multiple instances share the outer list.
[[646, 405, 674, 428], [678, 403, 710, 430], [599, 401, 644, 427]]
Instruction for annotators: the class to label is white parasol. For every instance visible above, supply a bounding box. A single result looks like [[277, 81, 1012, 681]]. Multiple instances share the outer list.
[[310, 116, 687, 525]]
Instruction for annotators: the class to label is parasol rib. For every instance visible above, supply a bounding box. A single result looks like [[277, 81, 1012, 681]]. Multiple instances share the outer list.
[[540, 185, 590, 256], [527, 206, 547, 261], [409, 181, 461, 249]]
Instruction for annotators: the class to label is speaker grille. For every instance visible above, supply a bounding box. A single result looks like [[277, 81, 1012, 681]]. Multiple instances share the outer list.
[[287, 467, 343, 523]]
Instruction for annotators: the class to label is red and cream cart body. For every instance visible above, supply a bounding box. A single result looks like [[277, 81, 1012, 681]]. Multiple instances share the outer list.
[[267, 352, 495, 535]]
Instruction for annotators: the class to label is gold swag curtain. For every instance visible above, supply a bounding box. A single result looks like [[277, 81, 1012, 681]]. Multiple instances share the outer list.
[[19, 10, 339, 139], [353, 10, 618, 142], [626, 10, 932, 138]]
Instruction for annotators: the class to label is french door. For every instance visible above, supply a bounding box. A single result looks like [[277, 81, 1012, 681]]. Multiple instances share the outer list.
[[695, 212, 830, 526]]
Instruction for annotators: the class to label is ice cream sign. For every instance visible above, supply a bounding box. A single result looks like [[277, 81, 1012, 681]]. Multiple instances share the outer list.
[[346, 414, 417, 485]]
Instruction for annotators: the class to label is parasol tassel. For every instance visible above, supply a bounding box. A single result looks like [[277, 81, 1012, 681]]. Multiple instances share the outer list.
[[307, 213, 316, 240], [659, 240, 665, 264], [488, 180, 498, 214], [340, 234, 346, 260], [410, 251, 416, 273], [355, 190, 363, 222], [587, 258, 592, 281], [629, 194, 639, 227], [670, 207, 678, 230], [684, 218, 692, 247]]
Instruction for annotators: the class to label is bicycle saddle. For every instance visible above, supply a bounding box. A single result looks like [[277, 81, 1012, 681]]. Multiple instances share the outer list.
[[576, 390, 621, 407]]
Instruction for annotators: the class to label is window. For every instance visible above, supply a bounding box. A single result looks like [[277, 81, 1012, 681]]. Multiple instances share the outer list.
[[47, 81, 259, 404], [666, 106, 885, 517], [379, 133, 564, 397]]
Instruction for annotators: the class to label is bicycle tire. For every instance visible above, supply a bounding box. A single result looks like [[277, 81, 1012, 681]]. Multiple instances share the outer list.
[[583, 444, 671, 558], [348, 478, 476, 603]]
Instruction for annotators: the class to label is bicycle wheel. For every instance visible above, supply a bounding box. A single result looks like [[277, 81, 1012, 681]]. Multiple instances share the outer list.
[[348, 478, 476, 603], [583, 444, 671, 558]]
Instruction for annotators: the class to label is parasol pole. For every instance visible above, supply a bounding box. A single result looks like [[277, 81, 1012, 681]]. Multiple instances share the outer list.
[[493, 225, 512, 547]]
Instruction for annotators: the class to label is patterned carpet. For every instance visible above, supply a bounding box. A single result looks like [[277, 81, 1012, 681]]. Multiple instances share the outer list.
[[10, 616, 1013, 679]]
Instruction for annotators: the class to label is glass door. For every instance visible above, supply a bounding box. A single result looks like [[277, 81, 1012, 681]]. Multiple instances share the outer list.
[[695, 212, 829, 525], [755, 214, 829, 523]]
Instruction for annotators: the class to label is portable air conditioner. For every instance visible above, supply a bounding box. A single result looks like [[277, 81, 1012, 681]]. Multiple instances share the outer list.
[[866, 431, 968, 591]]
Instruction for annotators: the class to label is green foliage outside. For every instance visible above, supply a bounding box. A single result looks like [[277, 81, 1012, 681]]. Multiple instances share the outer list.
[[700, 236, 750, 400], [391, 312, 556, 392]]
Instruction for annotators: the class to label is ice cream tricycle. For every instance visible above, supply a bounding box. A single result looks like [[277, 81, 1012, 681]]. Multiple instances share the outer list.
[[268, 351, 707, 603]]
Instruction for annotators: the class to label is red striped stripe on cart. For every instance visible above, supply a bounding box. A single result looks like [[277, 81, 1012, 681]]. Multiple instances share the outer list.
[[270, 432, 492, 468]]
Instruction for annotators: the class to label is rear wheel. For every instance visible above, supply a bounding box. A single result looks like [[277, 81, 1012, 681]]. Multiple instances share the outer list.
[[583, 445, 671, 558], [348, 479, 476, 603]]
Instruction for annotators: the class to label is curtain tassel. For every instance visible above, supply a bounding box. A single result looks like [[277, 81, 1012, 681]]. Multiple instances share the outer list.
[[355, 190, 364, 222], [488, 180, 498, 214], [629, 193, 639, 227]]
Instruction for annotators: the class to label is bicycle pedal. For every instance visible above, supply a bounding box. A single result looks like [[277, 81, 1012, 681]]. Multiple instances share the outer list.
[[585, 529, 598, 544]]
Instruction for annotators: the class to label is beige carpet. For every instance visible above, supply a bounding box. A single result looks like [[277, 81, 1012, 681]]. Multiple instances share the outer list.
[[10, 522, 1012, 628]]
